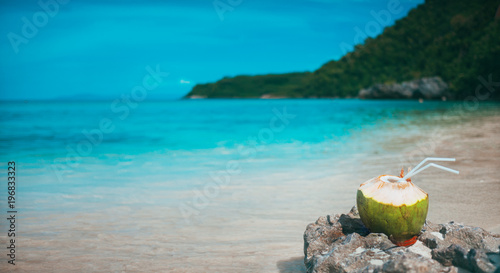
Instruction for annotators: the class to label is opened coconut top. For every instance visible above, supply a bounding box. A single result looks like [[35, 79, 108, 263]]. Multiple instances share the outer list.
[[359, 175, 428, 207]]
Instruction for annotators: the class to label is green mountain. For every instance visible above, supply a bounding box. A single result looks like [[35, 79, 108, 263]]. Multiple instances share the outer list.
[[186, 0, 500, 99]]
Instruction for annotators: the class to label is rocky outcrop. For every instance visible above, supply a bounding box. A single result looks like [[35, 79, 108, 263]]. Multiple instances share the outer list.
[[304, 207, 500, 273], [358, 77, 449, 100]]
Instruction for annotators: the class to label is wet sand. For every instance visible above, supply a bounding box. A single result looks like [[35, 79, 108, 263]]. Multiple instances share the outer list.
[[1, 113, 499, 273]]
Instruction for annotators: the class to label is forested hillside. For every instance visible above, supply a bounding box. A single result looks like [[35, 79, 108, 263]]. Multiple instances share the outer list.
[[187, 0, 500, 99]]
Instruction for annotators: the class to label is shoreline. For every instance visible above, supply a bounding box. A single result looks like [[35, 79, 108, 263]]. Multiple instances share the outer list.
[[183, 96, 493, 101]]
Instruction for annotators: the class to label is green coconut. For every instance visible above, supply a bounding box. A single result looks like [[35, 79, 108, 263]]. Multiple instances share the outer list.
[[356, 173, 428, 246]]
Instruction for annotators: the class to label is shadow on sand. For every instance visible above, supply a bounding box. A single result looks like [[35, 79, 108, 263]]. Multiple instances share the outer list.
[[276, 256, 307, 273]]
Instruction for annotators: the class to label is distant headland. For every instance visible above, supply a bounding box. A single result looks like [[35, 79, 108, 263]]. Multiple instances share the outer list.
[[186, 0, 500, 100]]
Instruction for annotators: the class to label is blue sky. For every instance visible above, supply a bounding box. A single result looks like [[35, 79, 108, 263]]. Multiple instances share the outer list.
[[0, 0, 424, 100]]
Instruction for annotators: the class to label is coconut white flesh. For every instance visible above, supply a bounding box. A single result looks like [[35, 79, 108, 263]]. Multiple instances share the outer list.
[[358, 175, 428, 207]]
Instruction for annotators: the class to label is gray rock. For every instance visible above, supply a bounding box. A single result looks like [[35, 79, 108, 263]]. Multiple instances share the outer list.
[[304, 207, 500, 273], [431, 244, 470, 268], [358, 77, 449, 100]]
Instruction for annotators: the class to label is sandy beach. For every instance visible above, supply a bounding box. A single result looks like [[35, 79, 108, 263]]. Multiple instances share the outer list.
[[362, 114, 500, 233], [1, 109, 499, 273], [409, 114, 500, 233]]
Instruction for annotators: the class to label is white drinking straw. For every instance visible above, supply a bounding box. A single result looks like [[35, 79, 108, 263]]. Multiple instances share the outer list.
[[398, 157, 459, 182]]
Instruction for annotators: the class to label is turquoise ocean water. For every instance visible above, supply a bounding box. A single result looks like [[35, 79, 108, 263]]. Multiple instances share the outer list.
[[1, 99, 499, 211]]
